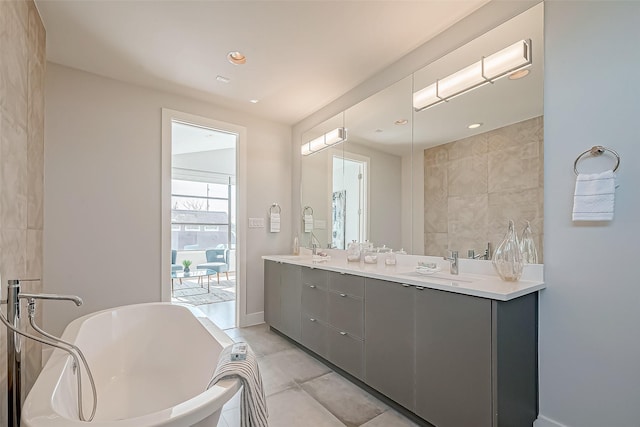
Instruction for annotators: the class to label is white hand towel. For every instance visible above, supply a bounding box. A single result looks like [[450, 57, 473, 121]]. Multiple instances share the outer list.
[[207, 343, 268, 427], [270, 213, 281, 233], [304, 214, 314, 232], [572, 170, 616, 221]]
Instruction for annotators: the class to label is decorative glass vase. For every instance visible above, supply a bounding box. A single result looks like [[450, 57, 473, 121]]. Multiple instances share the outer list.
[[492, 220, 524, 281], [519, 221, 538, 264]]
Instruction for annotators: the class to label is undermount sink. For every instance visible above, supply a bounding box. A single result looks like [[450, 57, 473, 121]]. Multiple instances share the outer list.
[[399, 270, 477, 284]]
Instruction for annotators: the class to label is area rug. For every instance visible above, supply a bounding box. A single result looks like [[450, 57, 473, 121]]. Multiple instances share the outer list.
[[172, 279, 236, 305]]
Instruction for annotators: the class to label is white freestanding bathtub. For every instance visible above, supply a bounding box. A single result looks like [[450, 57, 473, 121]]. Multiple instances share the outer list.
[[22, 303, 241, 427]]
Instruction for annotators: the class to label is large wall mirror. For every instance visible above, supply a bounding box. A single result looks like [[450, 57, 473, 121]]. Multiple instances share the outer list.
[[300, 3, 544, 261]]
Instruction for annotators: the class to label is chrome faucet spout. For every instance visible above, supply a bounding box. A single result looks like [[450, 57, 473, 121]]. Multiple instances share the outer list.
[[443, 250, 459, 275], [19, 292, 83, 306]]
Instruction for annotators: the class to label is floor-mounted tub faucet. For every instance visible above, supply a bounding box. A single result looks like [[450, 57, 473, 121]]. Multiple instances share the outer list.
[[0, 278, 96, 426], [444, 250, 459, 275]]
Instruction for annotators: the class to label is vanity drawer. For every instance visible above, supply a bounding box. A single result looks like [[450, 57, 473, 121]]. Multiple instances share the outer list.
[[301, 315, 328, 358], [302, 284, 329, 322], [328, 328, 364, 380], [329, 272, 364, 297], [302, 267, 328, 290], [328, 291, 364, 339]]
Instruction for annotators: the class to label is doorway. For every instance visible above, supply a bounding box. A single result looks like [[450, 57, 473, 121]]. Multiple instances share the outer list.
[[332, 153, 368, 249], [161, 110, 246, 329]]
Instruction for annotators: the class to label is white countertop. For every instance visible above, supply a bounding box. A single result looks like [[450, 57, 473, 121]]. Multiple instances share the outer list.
[[262, 250, 544, 301]]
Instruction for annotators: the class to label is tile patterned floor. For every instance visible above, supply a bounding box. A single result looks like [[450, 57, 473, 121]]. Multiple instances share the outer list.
[[215, 324, 420, 427]]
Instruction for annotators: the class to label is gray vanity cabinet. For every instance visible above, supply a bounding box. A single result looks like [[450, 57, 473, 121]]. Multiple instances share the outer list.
[[364, 278, 415, 411], [300, 267, 329, 357], [264, 260, 302, 341], [414, 287, 492, 427], [264, 260, 282, 330], [280, 263, 302, 341], [264, 260, 538, 427], [327, 272, 365, 379]]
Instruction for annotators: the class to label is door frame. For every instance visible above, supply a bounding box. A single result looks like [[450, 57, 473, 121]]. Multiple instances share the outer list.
[[161, 108, 247, 327]]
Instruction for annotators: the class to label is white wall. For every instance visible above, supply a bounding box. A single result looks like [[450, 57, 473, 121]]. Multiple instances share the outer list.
[[537, 2, 640, 426], [44, 63, 291, 335]]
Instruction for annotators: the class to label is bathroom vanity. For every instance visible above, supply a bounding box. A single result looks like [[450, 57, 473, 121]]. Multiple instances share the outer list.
[[262, 253, 544, 427]]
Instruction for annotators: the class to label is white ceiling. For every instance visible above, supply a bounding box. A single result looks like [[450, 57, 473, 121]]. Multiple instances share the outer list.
[[34, 0, 489, 126]]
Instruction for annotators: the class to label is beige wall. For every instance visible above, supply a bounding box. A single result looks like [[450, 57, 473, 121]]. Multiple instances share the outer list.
[[43, 63, 292, 336], [0, 0, 46, 422], [423, 116, 544, 260]]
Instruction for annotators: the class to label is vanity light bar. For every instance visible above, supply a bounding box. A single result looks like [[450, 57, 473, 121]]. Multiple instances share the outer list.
[[413, 39, 532, 112], [301, 127, 347, 156]]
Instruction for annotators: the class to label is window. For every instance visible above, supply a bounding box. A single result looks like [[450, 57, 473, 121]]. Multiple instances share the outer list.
[[171, 179, 236, 250]]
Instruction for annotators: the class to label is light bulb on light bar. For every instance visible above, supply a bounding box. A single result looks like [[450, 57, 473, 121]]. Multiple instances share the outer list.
[[413, 39, 532, 112], [300, 127, 347, 156]]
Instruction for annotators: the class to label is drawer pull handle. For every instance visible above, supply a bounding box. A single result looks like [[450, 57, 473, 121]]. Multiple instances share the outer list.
[[416, 286, 425, 291], [402, 284, 410, 287], [339, 293, 347, 297], [310, 318, 316, 322], [309, 285, 316, 289], [340, 272, 346, 275], [340, 331, 347, 336]]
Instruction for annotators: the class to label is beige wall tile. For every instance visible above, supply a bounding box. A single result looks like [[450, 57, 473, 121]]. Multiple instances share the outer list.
[[424, 117, 543, 259], [0, 1, 45, 418], [487, 143, 539, 193], [27, 60, 44, 230], [447, 133, 487, 160], [424, 145, 448, 166], [448, 154, 488, 197], [424, 164, 448, 233], [1, 113, 28, 229], [0, 0, 29, 127], [425, 232, 448, 257]]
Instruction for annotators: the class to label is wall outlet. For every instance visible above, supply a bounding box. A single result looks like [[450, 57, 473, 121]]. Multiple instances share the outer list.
[[314, 219, 327, 229], [248, 218, 265, 228]]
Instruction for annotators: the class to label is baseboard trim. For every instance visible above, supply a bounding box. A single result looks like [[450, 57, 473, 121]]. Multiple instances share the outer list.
[[535, 415, 570, 427], [239, 310, 264, 327]]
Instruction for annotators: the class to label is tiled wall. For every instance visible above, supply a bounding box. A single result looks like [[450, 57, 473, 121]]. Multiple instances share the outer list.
[[424, 116, 544, 262], [0, 0, 46, 422]]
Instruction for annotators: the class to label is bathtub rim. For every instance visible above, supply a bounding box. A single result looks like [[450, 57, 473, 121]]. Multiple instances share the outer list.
[[22, 302, 242, 427]]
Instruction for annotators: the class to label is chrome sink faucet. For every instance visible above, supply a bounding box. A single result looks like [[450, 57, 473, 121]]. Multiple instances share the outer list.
[[443, 250, 459, 275]]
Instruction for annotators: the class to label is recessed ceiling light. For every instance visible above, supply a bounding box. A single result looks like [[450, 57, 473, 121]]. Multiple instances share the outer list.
[[509, 69, 530, 80], [216, 75, 230, 83], [394, 119, 408, 125], [468, 123, 483, 129], [227, 51, 246, 65], [249, 99, 259, 104]]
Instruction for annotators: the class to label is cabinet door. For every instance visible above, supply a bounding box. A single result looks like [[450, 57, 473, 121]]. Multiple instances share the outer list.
[[328, 291, 363, 339], [364, 279, 415, 411], [301, 315, 328, 358], [328, 328, 364, 380], [280, 264, 302, 341], [264, 260, 281, 330], [414, 288, 492, 427]]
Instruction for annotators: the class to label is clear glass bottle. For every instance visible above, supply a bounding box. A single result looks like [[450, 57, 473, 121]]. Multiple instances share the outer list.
[[292, 235, 300, 255], [519, 221, 538, 264], [492, 220, 524, 281]]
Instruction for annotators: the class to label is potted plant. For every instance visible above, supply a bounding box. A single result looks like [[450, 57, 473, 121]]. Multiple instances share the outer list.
[[182, 260, 192, 273]]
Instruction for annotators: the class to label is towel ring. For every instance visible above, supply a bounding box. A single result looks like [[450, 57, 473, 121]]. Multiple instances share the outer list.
[[269, 203, 281, 216], [573, 145, 620, 175], [302, 206, 314, 216]]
